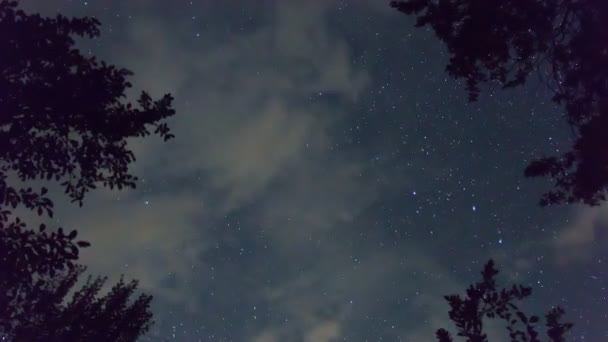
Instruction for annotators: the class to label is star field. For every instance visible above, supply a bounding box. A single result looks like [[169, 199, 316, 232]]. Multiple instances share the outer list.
[[19, 1, 608, 341]]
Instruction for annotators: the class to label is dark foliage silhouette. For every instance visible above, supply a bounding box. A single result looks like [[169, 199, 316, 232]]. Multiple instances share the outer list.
[[0, 0, 174, 208], [391, 0, 608, 206], [436, 260, 572, 342], [0, 0, 175, 339], [1, 265, 153, 342]]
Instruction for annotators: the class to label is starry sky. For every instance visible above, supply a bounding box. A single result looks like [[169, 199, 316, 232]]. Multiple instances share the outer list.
[[19, 1, 608, 341]]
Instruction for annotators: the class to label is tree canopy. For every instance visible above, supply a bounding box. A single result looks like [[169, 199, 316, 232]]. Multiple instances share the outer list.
[[436, 260, 572, 342], [391, 0, 608, 206], [0, 0, 176, 339], [1, 265, 153, 342], [0, 0, 174, 209]]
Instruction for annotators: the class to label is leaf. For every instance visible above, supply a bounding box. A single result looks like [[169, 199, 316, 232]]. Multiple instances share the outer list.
[[77, 240, 91, 248], [68, 230, 77, 239]]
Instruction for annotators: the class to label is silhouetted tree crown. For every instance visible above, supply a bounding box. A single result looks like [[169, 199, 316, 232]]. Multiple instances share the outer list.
[[0, 0, 175, 339], [0, 0, 174, 208], [0, 0, 176, 276], [436, 260, 572, 342], [391, 0, 608, 206], [1, 265, 153, 342]]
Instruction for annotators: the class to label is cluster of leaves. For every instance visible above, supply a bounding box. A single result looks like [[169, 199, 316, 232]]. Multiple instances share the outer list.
[[0, 0, 175, 207], [1, 265, 153, 342], [436, 260, 573, 342], [391, 0, 608, 206], [0, 0, 175, 339]]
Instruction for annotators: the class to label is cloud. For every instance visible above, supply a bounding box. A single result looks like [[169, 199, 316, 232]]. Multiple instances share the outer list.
[[57, 191, 207, 311], [246, 239, 465, 341], [305, 321, 341, 342], [106, 0, 370, 213], [253, 320, 340, 342], [552, 204, 608, 266], [38, 0, 374, 319]]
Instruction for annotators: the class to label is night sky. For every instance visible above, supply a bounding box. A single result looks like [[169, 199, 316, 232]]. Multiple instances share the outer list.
[[20, 1, 608, 341]]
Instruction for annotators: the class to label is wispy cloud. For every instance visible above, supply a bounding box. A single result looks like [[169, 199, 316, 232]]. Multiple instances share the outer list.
[[52, 0, 374, 318], [552, 204, 608, 266]]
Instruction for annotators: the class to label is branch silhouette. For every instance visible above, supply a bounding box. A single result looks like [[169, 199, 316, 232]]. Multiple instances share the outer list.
[[436, 260, 573, 342]]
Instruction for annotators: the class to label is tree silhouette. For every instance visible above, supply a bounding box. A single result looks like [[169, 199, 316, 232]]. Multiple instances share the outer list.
[[1, 264, 153, 342], [436, 260, 572, 342], [0, 0, 175, 339], [391, 0, 608, 206], [0, 0, 174, 210]]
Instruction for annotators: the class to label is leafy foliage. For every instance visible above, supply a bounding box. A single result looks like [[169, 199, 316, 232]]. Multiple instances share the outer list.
[[1, 265, 153, 342], [0, 0, 175, 339], [0, 0, 175, 208], [391, 0, 608, 206], [435, 260, 573, 342]]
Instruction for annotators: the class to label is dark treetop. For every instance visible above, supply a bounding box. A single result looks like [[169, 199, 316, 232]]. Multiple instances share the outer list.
[[3, 265, 153, 342], [436, 260, 573, 342], [391, 0, 608, 206]]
